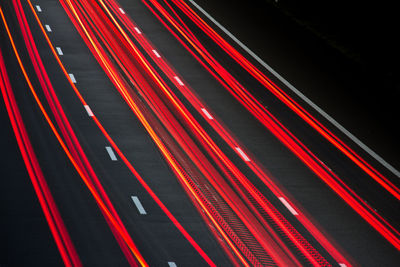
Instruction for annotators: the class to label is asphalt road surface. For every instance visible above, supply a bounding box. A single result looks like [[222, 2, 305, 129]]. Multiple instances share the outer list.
[[1, 0, 399, 266]]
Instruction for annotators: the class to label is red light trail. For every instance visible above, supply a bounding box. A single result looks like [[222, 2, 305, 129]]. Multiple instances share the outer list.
[[24, 1, 222, 265], [3, 2, 148, 265], [3, 0, 398, 265], [0, 33, 82, 267], [165, 0, 400, 201], [140, 0, 400, 252], [56, 0, 353, 265]]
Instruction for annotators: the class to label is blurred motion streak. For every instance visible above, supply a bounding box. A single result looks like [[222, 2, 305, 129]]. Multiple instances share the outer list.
[[140, 0, 400, 251], [0, 18, 81, 265], [5, 1, 148, 265], [55, 0, 360, 265]]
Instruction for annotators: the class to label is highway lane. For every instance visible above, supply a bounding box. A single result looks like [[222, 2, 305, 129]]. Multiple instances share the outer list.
[[187, 0, 400, 190], [178, 0, 400, 229], [141, 0, 400, 206], [191, 0, 400, 175], [2, 0, 231, 266], [159, 0, 400, 231], [0, 54, 63, 266], [59, 0, 396, 264], [55, 0, 343, 265], [0, 11, 127, 266], [24, 0, 231, 264], [1, 0, 399, 266], [111, 0, 399, 265]]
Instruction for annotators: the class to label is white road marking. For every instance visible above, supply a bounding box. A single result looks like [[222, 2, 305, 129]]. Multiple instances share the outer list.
[[131, 196, 147, 214], [134, 27, 141, 34], [279, 197, 298, 215], [45, 24, 52, 32], [235, 147, 250, 162], [68, 73, 77, 83], [189, 0, 400, 178], [119, 8, 125, 14], [339, 264, 347, 267], [168, 262, 177, 267], [105, 146, 117, 161], [152, 49, 161, 58], [201, 108, 213, 120], [56, 47, 63, 56], [36, 5, 42, 12], [174, 76, 184, 86], [84, 105, 94, 117]]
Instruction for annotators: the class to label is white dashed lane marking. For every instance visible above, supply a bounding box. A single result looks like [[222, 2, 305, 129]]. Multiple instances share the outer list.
[[131, 196, 147, 215], [152, 49, 161, 58], [68, 73, 77, 83], [56, 47, 63, 55], [45, 24, 52, 32], [235, 147, 250, 162], [174, 76, 184, 86], [84, 105, 94, 117], [201, 108, 213, 120], [279, 197, 298, 216], [105, 146, 117, 161]]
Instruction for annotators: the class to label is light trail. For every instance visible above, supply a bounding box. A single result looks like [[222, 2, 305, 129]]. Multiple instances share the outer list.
[[56, 0, 353, 265], [166, 0, 400, 200], [26, 0, 217, 265], [59, 0, 297, 265], [0, 31, 81, 267], [6, 2, 147, 265], [99, 1, 345, 262], [98, 0, 353, 265], [140, 0, 400, 251], [8, 0, 398, 264], [61, 2, 274, 264], [100, 0, 352, 264]]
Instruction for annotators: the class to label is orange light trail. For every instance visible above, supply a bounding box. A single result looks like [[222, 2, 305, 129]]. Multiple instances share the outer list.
[[25, 0, 225, 265], [4, 2, 147, 265], [0, 32, 82, 267], [59, 0, 299, 265]]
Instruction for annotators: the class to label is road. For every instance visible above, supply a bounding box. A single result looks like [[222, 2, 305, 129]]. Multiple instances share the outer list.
[[0, 0, 399, 266]]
